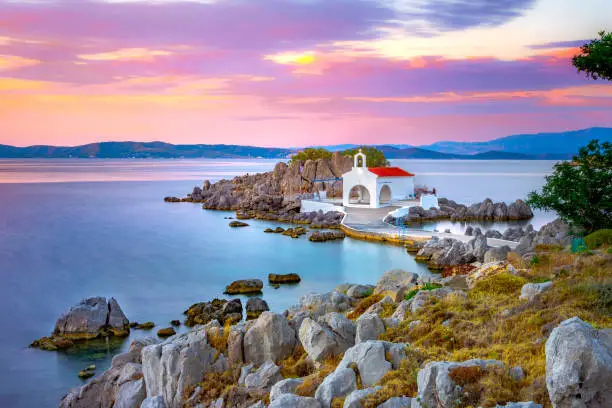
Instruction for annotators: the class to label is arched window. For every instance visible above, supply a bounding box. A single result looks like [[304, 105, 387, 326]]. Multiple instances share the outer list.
[[379, 185, 392, 205], [348, 185, 371, 205]]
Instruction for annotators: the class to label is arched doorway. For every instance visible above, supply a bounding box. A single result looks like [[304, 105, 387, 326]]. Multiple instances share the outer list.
[[379, 185, 392, 205], [348, 185, 371, 205]]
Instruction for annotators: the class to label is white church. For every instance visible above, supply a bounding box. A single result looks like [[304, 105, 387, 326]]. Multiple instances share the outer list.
[[342, 150, 416, 209]]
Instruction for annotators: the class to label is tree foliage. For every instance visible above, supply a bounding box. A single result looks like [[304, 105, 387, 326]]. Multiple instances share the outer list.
[[343, 146, 390, 167], [289, 147, 332, 162], [526, 140, 612, 233], [290, 146, 390, 167], [572, 31, 612, 81]]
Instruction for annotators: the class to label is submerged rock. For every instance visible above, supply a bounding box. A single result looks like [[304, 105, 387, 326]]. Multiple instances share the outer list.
[[269, 273, 301, 284], [229, 221, 250, 227]]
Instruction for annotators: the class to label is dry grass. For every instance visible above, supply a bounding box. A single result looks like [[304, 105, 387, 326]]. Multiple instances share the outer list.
[[295, 355, 342, 397], [279, 345, 314, 378], [377, 251, 612, 407], [207, 320, 232, 354], [347, 294, 384, 320]]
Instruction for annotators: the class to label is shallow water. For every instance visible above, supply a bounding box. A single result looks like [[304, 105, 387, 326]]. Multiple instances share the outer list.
[[0, 158, 557, 407]]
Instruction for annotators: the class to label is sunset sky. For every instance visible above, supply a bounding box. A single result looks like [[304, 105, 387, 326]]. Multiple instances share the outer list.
[[0, 0, 611, 147]]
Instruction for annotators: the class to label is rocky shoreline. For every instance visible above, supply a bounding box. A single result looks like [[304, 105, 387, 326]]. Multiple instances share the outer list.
[[50, 217, 612, 408]]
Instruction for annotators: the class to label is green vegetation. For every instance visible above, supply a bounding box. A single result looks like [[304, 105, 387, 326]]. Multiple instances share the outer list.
[[289, 147, 333, 162], [289, 145, 389, 167], [526, 140, 612, 233], [572, 31, 612, 81], [405, 282, 443, 301], [343, 146, 390, 167], [584, 229, 612, 249]]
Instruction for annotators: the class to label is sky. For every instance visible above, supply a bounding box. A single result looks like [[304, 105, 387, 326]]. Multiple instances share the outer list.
[[0, 0, 611, 147]]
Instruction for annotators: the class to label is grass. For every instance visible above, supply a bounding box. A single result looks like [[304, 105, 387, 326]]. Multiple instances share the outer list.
[[294, 355, 342, 397], [377, 250, 612, 407], [404, 282, 443, 301], [347, 293, 384, 320]]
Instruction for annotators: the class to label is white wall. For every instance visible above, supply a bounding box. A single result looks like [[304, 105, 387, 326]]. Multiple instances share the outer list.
[[376, 177, 415, 202], [342, 168, 379, 208], [301, 199, 345, 213]]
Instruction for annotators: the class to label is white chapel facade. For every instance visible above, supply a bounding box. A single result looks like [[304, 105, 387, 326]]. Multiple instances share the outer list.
[[342, 150, 415, 209]]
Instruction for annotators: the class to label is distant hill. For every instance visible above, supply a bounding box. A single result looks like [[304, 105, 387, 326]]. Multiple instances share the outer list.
[[420, 127, 612, 155], [0, 142, 291, 159]]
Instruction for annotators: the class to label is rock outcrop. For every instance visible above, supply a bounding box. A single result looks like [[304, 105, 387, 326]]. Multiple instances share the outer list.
[[389, 198, 533, 224], [373, 270, 419, 302], [315, 368, 357, 408], [415, 232, 491, 269], [243, 312, 296, 365], [299, 313, 356, 362], [184, 298, 243, 326], [246, 298, 270, 320], [545, 317, 612, 408], [336, 341, 405, 387], [225, 279, 264, 295]]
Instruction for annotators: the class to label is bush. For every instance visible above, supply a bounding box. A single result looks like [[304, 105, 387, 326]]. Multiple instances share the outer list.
[[584, 229, 612, 249], [405, 282, 443, 301], [289, 148, 333, 163]]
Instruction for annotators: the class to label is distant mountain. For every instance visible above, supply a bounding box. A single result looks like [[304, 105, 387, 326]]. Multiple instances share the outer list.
[[0, 142, 291, 159], [421, 127, 612, 155]]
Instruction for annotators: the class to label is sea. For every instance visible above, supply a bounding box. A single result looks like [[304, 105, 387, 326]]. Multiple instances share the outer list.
[[0, 158, 558, 407]]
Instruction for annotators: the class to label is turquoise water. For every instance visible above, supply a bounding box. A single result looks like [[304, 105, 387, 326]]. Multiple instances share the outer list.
[[0, 159, 556, 407]]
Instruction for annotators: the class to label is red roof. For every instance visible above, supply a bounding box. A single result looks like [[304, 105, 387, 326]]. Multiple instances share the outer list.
[[368, 167, 414, 177]]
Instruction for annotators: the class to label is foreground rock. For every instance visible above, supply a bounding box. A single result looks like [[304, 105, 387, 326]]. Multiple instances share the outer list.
[[413, 359, 504, 408], [373, 269, 418, 301], [142, 326, 229, 408], [60, 338, 158, 408], [315, 367, 356, 407], [243, 312, 296, 365], [415, 231, 490, 269], [225, 279, 264, 295], [299, 313, 356, 362], [32, 297, 130, 350], [246, 298, 269, 320], [184, 298, 243, 326], [269, 394, 322, 408], [336, 341, 405, 387], [545, 317, 612, 408]]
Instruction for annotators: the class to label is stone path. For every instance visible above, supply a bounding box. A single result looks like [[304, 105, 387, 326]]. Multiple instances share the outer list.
[[342, 206, 518, 249]]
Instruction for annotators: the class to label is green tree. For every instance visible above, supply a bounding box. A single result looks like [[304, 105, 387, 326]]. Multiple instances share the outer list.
[[289, 147, 332, 163], [343, 146, 390, 167], [572, 31, 612, 81], [526, 140, 612, 233]]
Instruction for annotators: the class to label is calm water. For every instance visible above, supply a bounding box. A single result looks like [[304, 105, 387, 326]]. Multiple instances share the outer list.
[[0, 159, 557, 407]]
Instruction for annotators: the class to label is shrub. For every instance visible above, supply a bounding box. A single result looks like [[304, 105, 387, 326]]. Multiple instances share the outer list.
[[584, 229, 612, 249], [404, 282, 443, 301], [347, 293, 384, 320]]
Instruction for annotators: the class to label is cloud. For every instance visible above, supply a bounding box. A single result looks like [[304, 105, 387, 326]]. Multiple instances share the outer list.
[[529, 39, 589, 49], [0, 54, 39, 71], [77, 48, 174, 62]]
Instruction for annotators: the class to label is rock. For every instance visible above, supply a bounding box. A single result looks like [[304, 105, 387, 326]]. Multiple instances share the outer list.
[[409, 287, 453, 313], [225, 279, 264, 295], [157, 327, 176, 338], [270, 378, 304, 401], [484, 245, 511, 263], [244, 360, 283, 392], [60, 338, 158, 408], [390, 300, 411, 322], [114, 378, 146, 408], [269, 394, 322, 408], [520, 281, 553, 301], [227, 321, 251, 365], [137, 322, 155, 330], [269, 273, 301, 284], [309, 231, 346, 242], [355, 313, 385, 344], [243, 312, 296, 365], [337, 341, 392, 387], [141, 396, 167, 408], [184, 298, 243, 326], [412, 359, 504, 408], [465, 226, 474, 236], [508, 199, 533, 220], [298, 291, 352, 317], [545, 317, 612, 408], [299, 314, 356, 362], [377, 396, 412, 407], [373, 270, 419, 301], [347, 285, 374, 299], [78, 367, 95, 379], [142, 327, 228, 408], [485, 229, 503, 239], [315, 368, 357, 408], [246, 297, 270, 320], [364, 295, 394, 316], [495, 403, 541, 408], [344, 386, 382, 408], [170, 320, 181, 327], [229, 221, 249, 227], [467, 261, 517, 287], [239, 363, 255, 386], [53, 297, 130, 340]]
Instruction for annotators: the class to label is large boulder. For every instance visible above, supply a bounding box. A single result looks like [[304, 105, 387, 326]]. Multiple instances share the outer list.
[[224, 279, 264, 295], [113, 378, 146, 408], [269, 394, 322, 408], [545, 317, 612, 408], [535, 218, 571, 247], [355, 313, 385, 344], [484, 245, 511, 263], [246, 298, 269, 320], [53, 297, 129, 339], [373, 270, 418, 302], [142, 327, 228, 408], [336, 341, 404, 387], [244, 360, 283, 392], [184, 298, 243, 326], [270, 378, 305, 401], [298, 291, 352, 317], [344, 387, 382, 408], [299, 313, 356, 362], [412, 359, 504, 408], [377, 397, 412, 407], [315, 368, 357, 408], [243, 312, 296, 365], [141, 396, 166, 408], [520, 282, 553, 302]]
